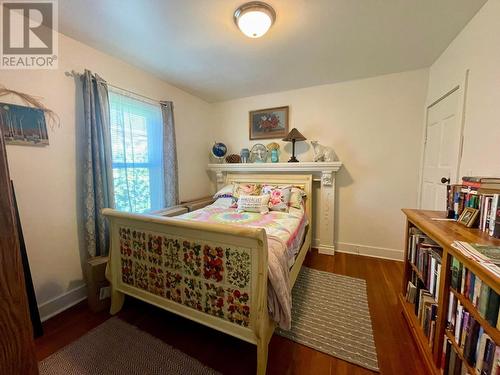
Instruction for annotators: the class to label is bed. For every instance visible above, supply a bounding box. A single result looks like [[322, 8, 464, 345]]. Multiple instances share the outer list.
[[103, 174, 313, 374]]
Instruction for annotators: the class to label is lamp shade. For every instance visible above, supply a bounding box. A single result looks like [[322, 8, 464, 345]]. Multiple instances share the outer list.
[[282, 128, 306, 142]]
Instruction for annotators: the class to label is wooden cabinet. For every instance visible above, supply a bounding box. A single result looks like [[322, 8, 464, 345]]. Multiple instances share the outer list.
[[401, 209, 500, 375], [0, 129, 38, 373]]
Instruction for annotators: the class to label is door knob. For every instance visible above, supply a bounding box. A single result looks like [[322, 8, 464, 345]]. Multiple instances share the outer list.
[[441, 177, 450, 184]]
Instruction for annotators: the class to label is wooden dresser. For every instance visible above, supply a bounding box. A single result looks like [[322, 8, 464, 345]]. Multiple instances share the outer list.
[[401, 209, 500, 375]]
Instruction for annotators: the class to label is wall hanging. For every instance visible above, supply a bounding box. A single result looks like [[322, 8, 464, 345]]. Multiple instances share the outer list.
[[0, 85, 59, 146], [249, 106, 289, 140]]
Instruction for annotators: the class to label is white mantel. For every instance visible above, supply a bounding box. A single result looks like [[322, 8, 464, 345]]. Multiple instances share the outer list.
[[207, 161, 342, 255]]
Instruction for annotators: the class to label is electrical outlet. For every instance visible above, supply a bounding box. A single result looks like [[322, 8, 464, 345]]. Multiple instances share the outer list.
[[99, 286, 111, 300]]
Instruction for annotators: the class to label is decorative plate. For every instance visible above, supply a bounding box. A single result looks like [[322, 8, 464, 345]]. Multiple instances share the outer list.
[[250, 143, 268, 163]]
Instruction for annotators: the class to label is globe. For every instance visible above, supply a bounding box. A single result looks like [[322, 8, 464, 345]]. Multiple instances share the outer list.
[[212, 142, 227, 158]]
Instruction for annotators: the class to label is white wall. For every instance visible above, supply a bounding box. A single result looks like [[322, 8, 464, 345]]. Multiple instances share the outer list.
[[0, 32, 213, 319], [427, 0, 500, 177], [213, 69, 429, 260]]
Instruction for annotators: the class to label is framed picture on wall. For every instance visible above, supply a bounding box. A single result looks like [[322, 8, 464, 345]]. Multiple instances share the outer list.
[[249, 106, 289, 140], [0, 102, 49, 146]]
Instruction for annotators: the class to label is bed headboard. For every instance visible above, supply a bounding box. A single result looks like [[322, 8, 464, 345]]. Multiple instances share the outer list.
[[225, 173, 313, 221]]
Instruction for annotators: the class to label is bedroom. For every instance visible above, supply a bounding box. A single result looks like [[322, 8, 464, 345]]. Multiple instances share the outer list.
[[1, 0, 500, 374]]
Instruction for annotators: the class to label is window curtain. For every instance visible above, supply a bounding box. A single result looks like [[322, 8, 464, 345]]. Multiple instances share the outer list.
[[160, 101, 179, 207], [82, 70, 114, 257]]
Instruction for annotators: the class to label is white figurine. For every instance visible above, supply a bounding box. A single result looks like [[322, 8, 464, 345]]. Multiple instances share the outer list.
[[311, 141, 338, 162]]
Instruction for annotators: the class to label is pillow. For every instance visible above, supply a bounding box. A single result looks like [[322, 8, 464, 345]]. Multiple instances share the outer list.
[[289, 187, 307, 209], [261, 185, 291, 212], [237, 195, 270, 214], [213, 184, 234, 199], [212, 197, 234, 209], [232, 183, 261, 199]]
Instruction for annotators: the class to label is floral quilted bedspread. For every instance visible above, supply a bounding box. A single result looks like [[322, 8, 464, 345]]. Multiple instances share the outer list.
[[177, 206, 306, 250], [175, 206, 307, 329]]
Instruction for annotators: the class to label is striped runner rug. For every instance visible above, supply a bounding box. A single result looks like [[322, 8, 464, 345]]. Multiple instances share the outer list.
[[276, 266, 380, 371], [39, 317, 220, 375]]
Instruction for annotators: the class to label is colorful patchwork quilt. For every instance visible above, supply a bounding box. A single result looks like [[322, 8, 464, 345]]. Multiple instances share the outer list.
[[178, 206, 307, 257], [175, 205, 308, 329]]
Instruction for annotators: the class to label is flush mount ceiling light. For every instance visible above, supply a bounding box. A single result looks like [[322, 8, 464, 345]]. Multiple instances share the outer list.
[[234, 1, 276, 38]]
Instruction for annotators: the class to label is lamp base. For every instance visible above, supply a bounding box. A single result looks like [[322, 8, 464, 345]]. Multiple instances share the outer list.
[[288, 156, 299, 162]]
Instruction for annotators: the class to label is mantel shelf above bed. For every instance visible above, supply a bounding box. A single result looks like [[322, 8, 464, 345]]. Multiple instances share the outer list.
[[207, 161, 343, 256], [207, 161, 342, 185]]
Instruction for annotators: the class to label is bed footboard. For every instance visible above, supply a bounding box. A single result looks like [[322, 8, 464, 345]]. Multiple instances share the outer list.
[[102, 208, 272, 373]]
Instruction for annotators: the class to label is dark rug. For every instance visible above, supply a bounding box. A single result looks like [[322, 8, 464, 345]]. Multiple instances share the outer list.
[[39, 317, 220, 375]]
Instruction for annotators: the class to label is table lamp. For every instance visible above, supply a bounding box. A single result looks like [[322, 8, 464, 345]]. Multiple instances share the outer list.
[[282, 128, 306, 162]]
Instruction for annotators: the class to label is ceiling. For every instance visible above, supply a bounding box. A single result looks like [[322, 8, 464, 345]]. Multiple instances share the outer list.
[[59, 0, 486, 102]]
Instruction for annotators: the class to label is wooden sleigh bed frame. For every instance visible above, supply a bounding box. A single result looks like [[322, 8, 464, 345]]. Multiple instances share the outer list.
[[103, 174, 313, 374]]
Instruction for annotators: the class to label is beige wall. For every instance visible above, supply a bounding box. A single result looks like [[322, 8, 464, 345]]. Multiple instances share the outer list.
[[0, 32, 213, 318], [427, 0, 500, 177], [6, 0, 500, 318], [213, 69, 429, 259]]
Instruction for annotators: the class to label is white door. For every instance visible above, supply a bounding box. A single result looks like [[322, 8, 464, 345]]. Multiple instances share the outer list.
[[420, 86, 465, 210]]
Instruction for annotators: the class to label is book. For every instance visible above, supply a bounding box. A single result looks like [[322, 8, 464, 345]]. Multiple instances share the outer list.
[[474, 278, 483, 307], [460, 311, 469, 349], [455, 302, 463, 344], [485, 289, 500, 327], [481, 339, 495, 375], [465, 319, 480, 365], [469, 272, 476, 301], [497, 307, 500, 330], [491, 346, 500, 375], [448, 346, 457, 375], [451, 257, 461, 290], [479, 283, 491, 318], [475, 329, 489, 374], [489, 195, 499, 237]]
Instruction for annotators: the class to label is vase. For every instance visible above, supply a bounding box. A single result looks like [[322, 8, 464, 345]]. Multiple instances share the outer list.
[[271, 149, 279, 163], [240, 148, 250, 163]]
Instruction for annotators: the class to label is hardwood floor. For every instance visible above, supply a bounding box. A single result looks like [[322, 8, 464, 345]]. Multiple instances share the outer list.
[[35, 251, 427, 375]]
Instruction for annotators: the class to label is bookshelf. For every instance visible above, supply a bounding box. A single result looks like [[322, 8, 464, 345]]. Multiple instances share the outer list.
[[401, 209, 500, 375]]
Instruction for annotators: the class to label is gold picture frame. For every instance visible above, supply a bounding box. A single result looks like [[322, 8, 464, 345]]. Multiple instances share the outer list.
[[457, 207, 479, 227], [249, 106, 289, 140]]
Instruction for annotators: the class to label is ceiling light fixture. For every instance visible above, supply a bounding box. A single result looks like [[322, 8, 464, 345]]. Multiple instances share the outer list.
[[234, 1, 276, 38]]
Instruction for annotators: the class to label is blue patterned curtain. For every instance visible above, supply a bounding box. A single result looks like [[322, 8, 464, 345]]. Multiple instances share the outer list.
[[160, 101, 179, 207], [82, 70, 114, 257]]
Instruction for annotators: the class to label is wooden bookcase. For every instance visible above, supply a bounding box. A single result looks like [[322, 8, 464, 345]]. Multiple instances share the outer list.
[[401, 209, 500, 375]]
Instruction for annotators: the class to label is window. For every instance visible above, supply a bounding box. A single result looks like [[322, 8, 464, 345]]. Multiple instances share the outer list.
[[109, 90, 163, 213]]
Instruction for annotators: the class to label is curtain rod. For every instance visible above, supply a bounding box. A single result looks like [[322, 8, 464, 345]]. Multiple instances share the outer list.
[[65, 70, 162, 106]]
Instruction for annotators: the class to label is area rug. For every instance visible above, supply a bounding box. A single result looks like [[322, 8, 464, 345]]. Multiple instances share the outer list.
[[39, 317, 220, 375], [276, 267, 379, 371]]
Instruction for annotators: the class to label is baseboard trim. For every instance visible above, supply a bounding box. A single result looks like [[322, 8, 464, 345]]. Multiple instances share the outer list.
[[313, 238, 403, 261], [317, 245, 335, 256], [335, 242, 404, 261], [38, 284, 88, 322]]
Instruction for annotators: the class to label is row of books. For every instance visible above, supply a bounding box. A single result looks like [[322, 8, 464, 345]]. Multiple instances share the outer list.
[[441, 334, 499, 375], [441, 338, 469, 375], [453, 177, 500, 238], [407, 228, 443, 301], [445, 293, 500, 374], [406, 275, 439, 351], [450, 256, 500, 328]]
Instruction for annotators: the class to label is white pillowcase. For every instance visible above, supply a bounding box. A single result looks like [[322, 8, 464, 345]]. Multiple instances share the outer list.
[[212, 197, 234, 209], [213, 184, 234, 199], [237, 195, 270, 214]]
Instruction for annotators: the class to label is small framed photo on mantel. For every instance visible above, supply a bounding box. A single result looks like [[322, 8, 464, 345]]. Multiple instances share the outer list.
[[249, 106, 289, 140]]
